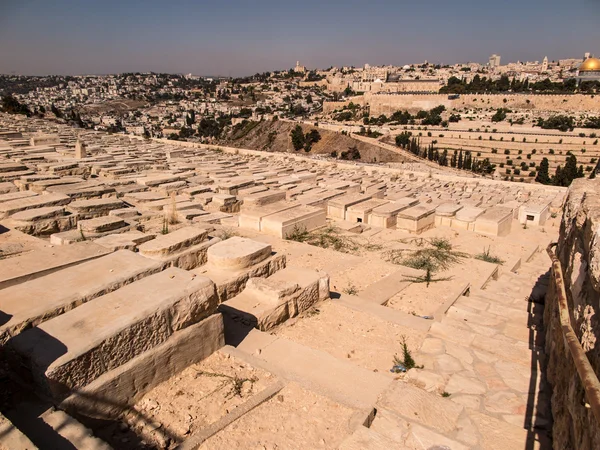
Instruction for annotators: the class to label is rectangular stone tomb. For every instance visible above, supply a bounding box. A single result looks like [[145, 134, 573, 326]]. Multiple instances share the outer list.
[[0, 193, 70, 219], [219, 267, 330, 331], [9, 268, 218, 401], [10, 205, 76, 234], [396, 204, 437, 234], [242, 190, 286, 208], [78, 216, 129, 235], [138, 226, 213, 269], [0, 250, 162, 343], [93, 231, 156, 252], [67, 198, 126, 219], [518, 202, 549, 226], [326, 193, 372, 220], [0, 241, 110, 290], [451, 206, 485, 231], [346, 199, 389, 223], [474, 206, 513, 237], [369, 199, 418, 228], [260, 205, 326, 238], [238, 201, 298, 231], [435, 203, 464, 227]]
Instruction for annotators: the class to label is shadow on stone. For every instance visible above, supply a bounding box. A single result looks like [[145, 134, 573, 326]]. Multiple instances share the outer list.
[[524, 269, 552, 450]]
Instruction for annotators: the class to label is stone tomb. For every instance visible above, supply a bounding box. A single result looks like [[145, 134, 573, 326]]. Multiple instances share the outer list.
[[219, 267, 330, 333], [10, 206, 77, 236], [435, 203, 464, 227], [138, 226, 215, 270], [518, 202, 550, 226], [369, 199, 417, 228], [238, 201, 299, 232], [0, 250, 163, 343], [260, 204, 326, 238], [9, 268, 218, 401], [195, 236, 286, 302], [474, 206, 513, 237], [326, 193, 372, 220], [451, 206, 485, 231], [346, 199, 389, 224], [396, 204, 437, 234]]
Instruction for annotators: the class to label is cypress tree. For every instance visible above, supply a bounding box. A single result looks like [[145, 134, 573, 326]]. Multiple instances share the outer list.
[[535, 158, 551, 184]]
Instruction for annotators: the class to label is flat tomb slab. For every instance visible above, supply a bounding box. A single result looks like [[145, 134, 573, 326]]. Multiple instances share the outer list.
[[238, 201, 298, 231], [67, 198, 125, 218], [0, 241, 110, 290], [454, 206, 485, 222], [435, 203, 463, 217], [207, 237, 271, 271], [327, 193, 372, 209], [0, 190, 38, 204], [397, 204, 437, 220], [347, 199, 389, 214], [0, 250, 163, 343], [10, 269, 217, 400], [78, 216, 127, 233], [138, 226, 208, 259], [474, 206, 513, 237], [10, 206, 67, 222], [261, 205, 326, 238], [0, 193, 70, 219]]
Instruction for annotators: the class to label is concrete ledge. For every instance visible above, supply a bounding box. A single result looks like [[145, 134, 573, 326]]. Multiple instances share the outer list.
[[432, 282, 471, 321], [336, 295, 431, 332]]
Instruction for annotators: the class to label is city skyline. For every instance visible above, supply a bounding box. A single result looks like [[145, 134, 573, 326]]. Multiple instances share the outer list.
[[0, 0, 599, 76]]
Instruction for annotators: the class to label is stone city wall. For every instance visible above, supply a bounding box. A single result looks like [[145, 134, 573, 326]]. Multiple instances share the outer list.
[[544, 178, 600, 450], [324, 94, 599, 116]]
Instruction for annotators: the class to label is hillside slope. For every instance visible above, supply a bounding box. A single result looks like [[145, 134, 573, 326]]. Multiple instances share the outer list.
[[219, 120, 408, 164]]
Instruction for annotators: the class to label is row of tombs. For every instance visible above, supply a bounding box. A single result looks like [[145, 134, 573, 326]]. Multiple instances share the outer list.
[[0, 231, 329, 435], [0, 179, 558, 243]]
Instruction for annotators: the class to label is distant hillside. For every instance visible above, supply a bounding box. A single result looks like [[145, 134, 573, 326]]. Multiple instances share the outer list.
[[218, 119, 407, 164]]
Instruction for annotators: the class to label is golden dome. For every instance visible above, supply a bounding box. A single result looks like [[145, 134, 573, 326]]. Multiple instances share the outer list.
[[579, 57, 600, 72]]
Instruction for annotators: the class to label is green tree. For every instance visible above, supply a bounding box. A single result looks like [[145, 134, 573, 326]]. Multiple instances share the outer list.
[[535, 158, 551, 184], [1, 95, 31, 116], [290, 125, 305, 151], [395, 131, 412, 148]]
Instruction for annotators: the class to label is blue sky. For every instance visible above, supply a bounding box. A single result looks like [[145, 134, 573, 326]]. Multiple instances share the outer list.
[[0, 0, 598, 76]]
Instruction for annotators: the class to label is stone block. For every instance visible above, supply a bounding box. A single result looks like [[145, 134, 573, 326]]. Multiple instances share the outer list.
[[260, 204, 326, 238], [207, 237, 271, 271], [10, 269, 218, 401], [0, 250, 163, 343], [61, 314, 224, 419], [219, 267, 329, 331], [67, 198, 125, 219]]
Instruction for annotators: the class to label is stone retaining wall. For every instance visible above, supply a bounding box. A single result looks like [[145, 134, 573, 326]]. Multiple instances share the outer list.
[[544, 178, 600, 449], [323, 93, 599, 115]]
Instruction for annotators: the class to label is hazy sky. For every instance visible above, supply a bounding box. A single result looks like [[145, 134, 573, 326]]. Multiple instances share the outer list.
[[0, 0, 598, 76]]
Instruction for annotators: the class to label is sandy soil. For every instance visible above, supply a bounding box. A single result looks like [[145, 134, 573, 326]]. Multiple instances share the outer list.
[[274, 300, 426, 374], [199, 382, 356, 450], [104, 352, 278, 449]]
